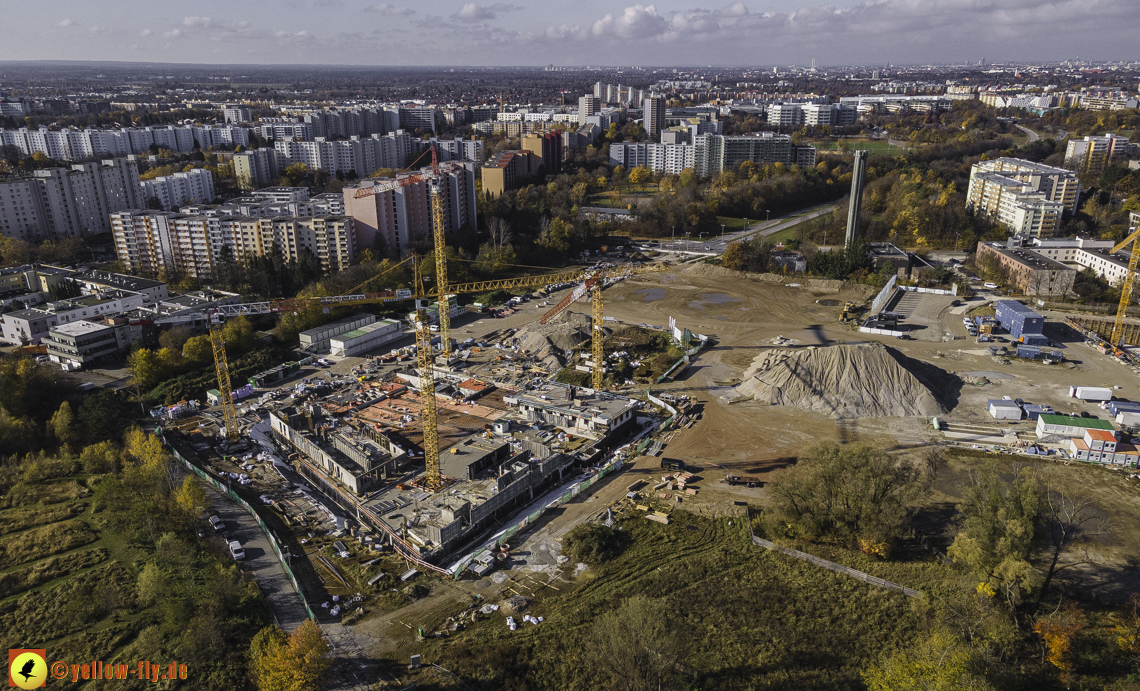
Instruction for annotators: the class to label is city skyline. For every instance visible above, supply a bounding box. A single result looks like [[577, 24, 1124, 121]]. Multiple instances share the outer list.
[[1, 0, 1137, 67]]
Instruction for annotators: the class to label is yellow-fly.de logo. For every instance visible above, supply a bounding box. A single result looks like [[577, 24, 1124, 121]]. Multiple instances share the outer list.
[[8, 650, 46, 689]]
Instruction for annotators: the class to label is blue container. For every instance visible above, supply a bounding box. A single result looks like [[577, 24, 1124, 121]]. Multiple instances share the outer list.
[[1021, 333, 1050, 347], [995, 300, 1044, 338]]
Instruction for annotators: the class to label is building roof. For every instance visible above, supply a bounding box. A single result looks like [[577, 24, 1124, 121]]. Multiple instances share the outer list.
[[1086, 429, 1117, 442], [988, 399, 1022, 408], [49, 320, 112, 337], [1038, 414, 1115, 431], [982, 244, 1073, 272]]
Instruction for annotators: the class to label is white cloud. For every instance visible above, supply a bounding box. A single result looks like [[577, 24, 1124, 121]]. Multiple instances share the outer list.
[[56, 18, 74, 27], [162, 29, 182, 38], [140, 28, 152, 37], [590, 4, 668, 39], [182, 16, 217, 28], [365, 3, 414, 15], [714, 2, 749, 17], [454, 3, 519, 21]]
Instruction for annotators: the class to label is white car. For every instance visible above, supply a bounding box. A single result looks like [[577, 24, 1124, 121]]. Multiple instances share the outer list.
[[983, 282, 998, 290], [228, 540, 245, 560]]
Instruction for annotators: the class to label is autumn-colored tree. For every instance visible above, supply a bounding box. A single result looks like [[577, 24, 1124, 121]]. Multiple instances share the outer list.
[[250, 619, 333, 691], [128, 347, 166, 390], [1033, 604, 1085, 685], [182, 335, 213, 366], [49, 400, 76, 448], [175, 476, 207, 516], [863, 631, 995, 691], [124, 427, 167, 468], [220, 316, 255, 354], [627, 166, 652, 186]]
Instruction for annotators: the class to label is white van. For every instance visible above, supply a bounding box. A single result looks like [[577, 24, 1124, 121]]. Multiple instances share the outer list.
[[228, 540, 245, 560]]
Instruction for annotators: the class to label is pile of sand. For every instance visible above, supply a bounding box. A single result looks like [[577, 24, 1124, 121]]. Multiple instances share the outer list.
[[682, 262, 845, 292], [516, 312, 596, 371], [734, 343, 951, 418]]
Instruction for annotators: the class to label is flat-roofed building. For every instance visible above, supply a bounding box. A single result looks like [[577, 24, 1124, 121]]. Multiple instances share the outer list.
[[975, 241, 1077, 297], [481, 150, 537, 198], [968, 158, 1080, 216], [43, 320, 120, 371], [503, 382, 638, 443]]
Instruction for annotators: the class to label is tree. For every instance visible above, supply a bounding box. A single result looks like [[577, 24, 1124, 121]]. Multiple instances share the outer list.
[[137, 562, 166, 607], [221, 316, 255, 354], [77, 389, 135, 444], [183, 335, 213, 366], [589, 596, 686, 691], [768, 441, 928, 545], [128, 348, 166, 391], [1033, 604, 1086, 686], [175, 476, 207, 516], [124, 427, 167, 468], [158, 325, 192, 352], [1038, 478, 1107, 596], [564, 524, 624, 564], [48, 400, 75, 448], [250, 619, 333, 691], [948, 464, 1044, 607], [628, 166, 652, 185], [863, 631, 996, 691]]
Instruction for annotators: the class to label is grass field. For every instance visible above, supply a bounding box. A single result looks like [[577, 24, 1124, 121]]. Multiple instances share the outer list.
[[403, 512, 922, 690], [810, 139, 908, 157], [715, 216, 753, 234]]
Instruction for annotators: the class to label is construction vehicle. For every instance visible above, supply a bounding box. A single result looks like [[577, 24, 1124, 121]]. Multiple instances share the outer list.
[[840, 301, 857, 321], [1109, 224, 1140, 349]]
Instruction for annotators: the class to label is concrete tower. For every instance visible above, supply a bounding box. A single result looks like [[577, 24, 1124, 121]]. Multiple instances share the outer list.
[[844, 150, 868, 249]]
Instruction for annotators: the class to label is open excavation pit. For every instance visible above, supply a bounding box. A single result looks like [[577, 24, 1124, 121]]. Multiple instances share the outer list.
[[734, 343, 956, 418]]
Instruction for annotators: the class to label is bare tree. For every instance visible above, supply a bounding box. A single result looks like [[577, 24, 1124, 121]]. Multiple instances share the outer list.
[[1039, 480, 1108, 596], [537, 216, 551, 244], [487, 217, 511, 250]]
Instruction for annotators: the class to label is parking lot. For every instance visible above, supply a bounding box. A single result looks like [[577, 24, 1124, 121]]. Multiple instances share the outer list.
[[882, 290, 957, 342]]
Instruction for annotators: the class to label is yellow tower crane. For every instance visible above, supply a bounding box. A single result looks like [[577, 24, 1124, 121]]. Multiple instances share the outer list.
[[1109, 224, 1140, 348], [208, 322, 240, 441]]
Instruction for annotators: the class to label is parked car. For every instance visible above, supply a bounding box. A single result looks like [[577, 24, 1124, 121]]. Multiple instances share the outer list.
[[983, 282, 998, 289], [228, 540, 245, 560]]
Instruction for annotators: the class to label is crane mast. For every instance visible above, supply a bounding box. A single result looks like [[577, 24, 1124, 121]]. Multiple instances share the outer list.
[[209, 324, 239, 441]]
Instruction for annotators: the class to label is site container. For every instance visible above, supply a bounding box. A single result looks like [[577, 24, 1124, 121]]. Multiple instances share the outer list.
[[1118, 411, 1140, 427], [1108, 401, 1140, 417], [330, 319, 402, 357], [995, 300, 1044, 339], [988, 399, 1023, 420], [1069, 386, 1113, 401], [1022, 404, 1050, 421], [1016, 344, 1063, 360]]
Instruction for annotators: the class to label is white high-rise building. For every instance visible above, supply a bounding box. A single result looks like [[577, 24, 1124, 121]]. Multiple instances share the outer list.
[[0, 158, 142, 240], [141, 168, 215, 211]]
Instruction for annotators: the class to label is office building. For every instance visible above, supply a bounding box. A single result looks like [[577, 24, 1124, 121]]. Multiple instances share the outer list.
[[643, 96, 667, 140], [578, 95, 600, 127], [233, 148, 280, 190], [767, 104, 805, 127], [481, 150, 538, 198], [975, 241, 1077, 296], [42, 320, 121, 371], [0, 158, 142, 240], [1064, 134, 1133, 174], [521, 131, 563, 175], [343, 161, 476, 257], [140, 168, 215, 211]]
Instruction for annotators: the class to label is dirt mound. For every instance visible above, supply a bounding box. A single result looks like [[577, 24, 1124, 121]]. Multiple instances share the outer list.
[[516, 312, 595, 371], [734, 343, 952, 418], [682, 263, 845, 292]]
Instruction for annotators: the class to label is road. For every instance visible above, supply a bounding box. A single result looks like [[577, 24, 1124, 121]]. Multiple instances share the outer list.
[[656, 203, 840, 256], [1016, 124, 1040, 142], [204, 485, 311, 632]]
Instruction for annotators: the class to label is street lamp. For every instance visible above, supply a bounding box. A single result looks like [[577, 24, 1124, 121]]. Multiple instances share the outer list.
[[721, 224, 725, 239], [766, 209, 771, 222], [671, 225, 675, 245]]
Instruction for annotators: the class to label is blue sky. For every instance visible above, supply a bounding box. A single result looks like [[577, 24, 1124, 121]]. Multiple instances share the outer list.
[[3, 0, 1138, 66]]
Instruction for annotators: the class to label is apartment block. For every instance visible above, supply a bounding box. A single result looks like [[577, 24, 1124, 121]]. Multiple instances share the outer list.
[[694, 133, 816, 177], [578, 95, 600, 127], [343, 161, 476, 257], [969, 158, 1080, 214], [273, 130, 420, 178], [398, 107, 437, 134], [767, 104, 805, 127], [0, 158, 143, 240], [643, 96, 667, 140], [110, 209, 356, 279], [609, 143, 695, 175], [0, 124, 250, 160], [141, 168, 215, 210], [521, 131, 563, 175], [481, 150, 537, 198], [1064, 134, 1133, 174], [233, 148, 280, 190]]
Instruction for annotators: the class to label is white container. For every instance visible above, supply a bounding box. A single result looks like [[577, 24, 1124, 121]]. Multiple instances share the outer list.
[[1073, 386, 1112, 402]]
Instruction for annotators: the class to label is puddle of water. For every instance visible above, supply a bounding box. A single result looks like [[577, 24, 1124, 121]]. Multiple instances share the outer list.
[[700, 293, 742, 304], [715, 315, 729, 320], [688, 301, 706, 311], [635, 288, 666, 302]]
